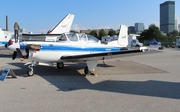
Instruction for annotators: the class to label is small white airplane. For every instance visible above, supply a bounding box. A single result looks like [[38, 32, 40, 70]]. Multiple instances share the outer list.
[[8, 25, 150, 76], [0, 29, 13, 49], [0, 14, 74, 49]]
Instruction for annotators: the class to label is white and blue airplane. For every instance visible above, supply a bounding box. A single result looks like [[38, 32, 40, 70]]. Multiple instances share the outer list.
[[0, 29, 13, 49], [8, 25, 150, 76], [0, 14, 74, 49]]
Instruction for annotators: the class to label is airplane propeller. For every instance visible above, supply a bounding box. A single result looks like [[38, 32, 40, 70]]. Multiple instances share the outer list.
[[12, 48, 25, 61], [12, 51, 17, 60], [9, 22, 38, 61], [11, 26, 19, 60], [10, 44, 40, 60], [25, 47, 29, 59]]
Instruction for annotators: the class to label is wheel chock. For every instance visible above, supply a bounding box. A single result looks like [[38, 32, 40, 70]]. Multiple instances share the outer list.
[[0, 68, 17, 81]]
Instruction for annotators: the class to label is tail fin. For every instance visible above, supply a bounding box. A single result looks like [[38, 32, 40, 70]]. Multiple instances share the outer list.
[[50, 14, 75, 34], [117, 25, 128, 47]]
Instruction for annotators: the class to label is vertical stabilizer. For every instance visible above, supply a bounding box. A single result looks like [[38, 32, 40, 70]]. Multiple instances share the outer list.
[[117, 25, 128, 47], [50, 14, 75, 34]]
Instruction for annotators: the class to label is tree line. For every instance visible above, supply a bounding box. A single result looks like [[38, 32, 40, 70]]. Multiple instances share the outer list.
[[89, 29, 118, 40], [139, 24, 178, 42], [71, 24, 179, 45], [71, 29, 118, 40]]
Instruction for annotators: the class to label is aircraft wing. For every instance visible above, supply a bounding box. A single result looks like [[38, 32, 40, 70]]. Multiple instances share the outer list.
[[22, 33, 61, 37], [61, 49, 156, 61], [22, 34, 61, 41], [22, 33, 61, 38]]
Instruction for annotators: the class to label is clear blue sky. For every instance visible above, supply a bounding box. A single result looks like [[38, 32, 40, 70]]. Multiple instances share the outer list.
[[0, 0, 180, 33]]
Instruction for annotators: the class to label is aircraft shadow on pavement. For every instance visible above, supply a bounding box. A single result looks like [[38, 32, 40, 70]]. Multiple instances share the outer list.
[[5, 62, 115, 77], [5, 62, 84, 77], [5, 62, 179, 100], [0, 54, 12, 58], [43, 76, 180, 100]]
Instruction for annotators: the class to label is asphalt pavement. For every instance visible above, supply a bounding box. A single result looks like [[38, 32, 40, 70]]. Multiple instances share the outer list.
[[0, 48, 180, 112]]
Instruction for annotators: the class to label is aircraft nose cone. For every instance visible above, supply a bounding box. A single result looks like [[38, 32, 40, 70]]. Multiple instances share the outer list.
[[8, 43, 20, 51]]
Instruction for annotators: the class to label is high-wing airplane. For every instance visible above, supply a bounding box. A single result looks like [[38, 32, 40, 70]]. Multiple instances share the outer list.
[[0, 14, 74, 49], [8, 25, 150, 76]]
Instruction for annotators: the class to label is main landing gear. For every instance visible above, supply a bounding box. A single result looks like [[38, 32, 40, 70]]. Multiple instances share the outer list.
[[84, 60, 98, 76], [84, 66, 90, 75], [84, 66, 97, 76], [57, 62, 64, 69]]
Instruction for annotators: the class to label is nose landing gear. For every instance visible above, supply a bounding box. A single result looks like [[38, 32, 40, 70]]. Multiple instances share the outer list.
[[27, 61, 35, 76]]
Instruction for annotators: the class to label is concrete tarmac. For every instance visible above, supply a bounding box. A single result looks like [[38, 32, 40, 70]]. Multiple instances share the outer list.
[[0, 48, 180, 112]]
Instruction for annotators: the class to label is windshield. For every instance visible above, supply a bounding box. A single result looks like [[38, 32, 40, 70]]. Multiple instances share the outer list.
[[79, 33, 87, 42], [87, 35, 99, 43], [57, 34, 67, 42], [66, 33, 78, 42]]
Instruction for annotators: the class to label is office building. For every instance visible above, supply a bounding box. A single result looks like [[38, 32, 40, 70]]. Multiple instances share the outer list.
[[175, 15, 178, 31], [134, 23, 144, 34], [128, 26, 135, 34], [160, 1, 175, 34]]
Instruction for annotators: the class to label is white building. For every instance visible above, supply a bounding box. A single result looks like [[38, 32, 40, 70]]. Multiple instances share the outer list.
[[175, 15, 178, 31]]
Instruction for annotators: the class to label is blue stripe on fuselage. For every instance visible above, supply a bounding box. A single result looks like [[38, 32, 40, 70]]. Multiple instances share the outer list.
[[0, 41, 8, 47], [20, 43, 122, 52], [0, 41, 8, 44]]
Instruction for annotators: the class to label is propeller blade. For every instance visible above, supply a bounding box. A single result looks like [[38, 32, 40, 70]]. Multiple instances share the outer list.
[[25, 47, 29, 59], [16, 48, 25, 61], [14, 22, 19, 43], [12, 51, 17, 60], [14, 31, 18, 43]]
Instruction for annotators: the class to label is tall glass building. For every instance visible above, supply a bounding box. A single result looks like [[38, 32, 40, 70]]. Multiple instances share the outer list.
[[134, 23, 144, 34], [160, 1, 175, 34]]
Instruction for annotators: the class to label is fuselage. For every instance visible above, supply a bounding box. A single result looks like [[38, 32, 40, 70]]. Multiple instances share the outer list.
[[8, 32, 126, 62], [19, 41, 122, 62]]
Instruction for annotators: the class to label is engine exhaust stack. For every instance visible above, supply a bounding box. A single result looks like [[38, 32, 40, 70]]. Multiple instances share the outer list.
[[6, 15, 8, 31]]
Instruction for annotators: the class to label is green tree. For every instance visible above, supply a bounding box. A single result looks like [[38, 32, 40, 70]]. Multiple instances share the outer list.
[[172, 30, 178, 37], [70, 30, 78, 33], [108, 30, 117, 36], [140, 24, 164, 41], [89, 30, 98, 38], [139, 29, 150, 41], [167, 30, 179, 37], [98, 29, 107, 40]]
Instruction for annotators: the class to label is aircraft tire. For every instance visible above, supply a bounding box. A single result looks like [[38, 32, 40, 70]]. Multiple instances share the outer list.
[[84, 66, 90, 75], [27, 69, 34, 76], [57, 62, 64, 69]]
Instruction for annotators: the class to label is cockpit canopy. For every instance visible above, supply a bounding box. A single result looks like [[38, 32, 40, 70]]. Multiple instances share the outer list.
[[57, 33, 99, 43]]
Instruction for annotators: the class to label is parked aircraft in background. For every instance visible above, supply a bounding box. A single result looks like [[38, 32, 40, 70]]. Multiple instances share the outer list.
[[21, 13, 75, 41], [0, 14, 74, 49], [0, 29, 13, 49], [8, 25, 150, 76]]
